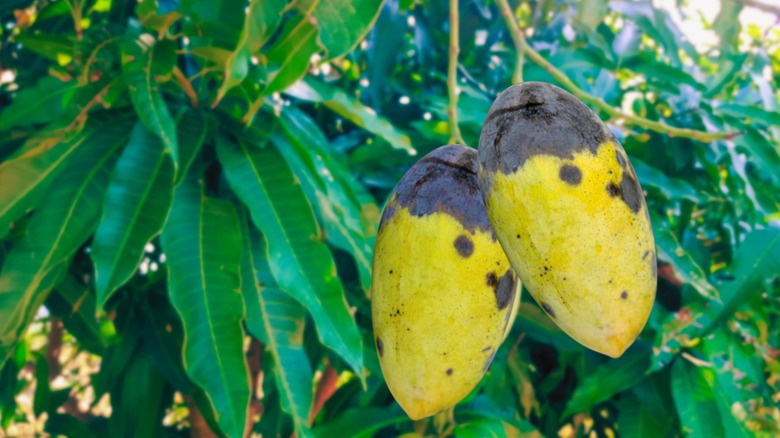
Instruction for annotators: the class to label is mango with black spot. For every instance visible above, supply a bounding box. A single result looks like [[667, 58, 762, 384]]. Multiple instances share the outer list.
[[371, 145, 521, 420], [477, 82, 656, 358]]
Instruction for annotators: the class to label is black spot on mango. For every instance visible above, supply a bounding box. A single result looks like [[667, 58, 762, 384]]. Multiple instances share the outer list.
[[454, 235, 474, 257]]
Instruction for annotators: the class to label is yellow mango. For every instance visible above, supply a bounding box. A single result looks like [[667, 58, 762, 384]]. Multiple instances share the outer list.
[[371, 145, 521, 420], [477, 82, 656, 358]]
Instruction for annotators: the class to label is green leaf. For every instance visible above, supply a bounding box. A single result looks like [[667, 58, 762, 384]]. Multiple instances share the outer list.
[[312, 406, 408, 438], [0, 114, 133, 362], [275, 108, 378, 291], [736, 128, 780, 189], [247, 0, 286, 53], [651, 212, 719, 300], [309, 0, 384, 60], [264, 16, 320, 94], [671, 358, 724, 438], [562, 348, 650, 417], [139, 295, 198, 394], [287, 78, 416, 155], [240, 217, 313, 437], [14, 33, 74, 64], [160, 172, 250, 438], [137, 0, 183, 36], [121, 35, 179, 170], [46, 274, 108, 355], [717, 103, 780, 128], [173, 108, 208, 185], [633, 158, 711, 203], [575, 0, 608, 32], [92, 121, 175, 307], [617, 392, 669, 438], [109, 348, 168, 438], [0, 126, 102, 240], [213, 0, 287, 102], [0, 77, 74, 130], [216, 135, 364, 376], [705, 225, 780, 331]]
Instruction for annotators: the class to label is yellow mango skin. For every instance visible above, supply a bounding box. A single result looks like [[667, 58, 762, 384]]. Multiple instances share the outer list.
[[478, 82, 656, 358], [371, 145, 520, 420]]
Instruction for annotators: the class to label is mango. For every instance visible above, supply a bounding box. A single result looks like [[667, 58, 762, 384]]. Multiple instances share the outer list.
[[477, 82, 656, 358], [371, 145, 521, 420]]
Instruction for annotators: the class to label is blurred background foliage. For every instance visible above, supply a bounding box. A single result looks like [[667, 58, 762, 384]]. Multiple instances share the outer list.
[[0, 0, 779, 436]]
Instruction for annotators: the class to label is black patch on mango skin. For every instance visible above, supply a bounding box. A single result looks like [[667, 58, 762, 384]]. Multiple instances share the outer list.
[[620, 172, 643, 214], [446, 368, 454, 376], [621, 291, 628, 300], [559, 164, 582, 185], [486, 272, 498, 288], [377, 145, 496, 237], [478, 82, 618, 175], [376, 338, 384, 357], [454, 235, 474, 257], [642, 250, 650, 260], [541, 302, 556, 318], [616, 150, 627, 169], [606, 181, 621, 198], [494, 270, 516, 310]]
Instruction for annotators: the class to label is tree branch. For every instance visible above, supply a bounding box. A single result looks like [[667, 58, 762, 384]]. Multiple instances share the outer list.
[[447, 0, 465, 145], [494, 0, 737, 143], [497, 1, 525, 84], [732, 0, 780, 17]]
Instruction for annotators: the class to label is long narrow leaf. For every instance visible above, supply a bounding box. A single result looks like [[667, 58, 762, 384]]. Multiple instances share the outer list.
[[240, 216, 313, 437], [0, 114, 133, 362], [217, 134, 364, 376], [161, 172, 250, 438], [92, 122, 175, 307], [121, 36, 179, 169]]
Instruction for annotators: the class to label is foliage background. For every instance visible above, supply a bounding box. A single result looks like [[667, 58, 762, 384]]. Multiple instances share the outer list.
[[0, 0, 779, 436]]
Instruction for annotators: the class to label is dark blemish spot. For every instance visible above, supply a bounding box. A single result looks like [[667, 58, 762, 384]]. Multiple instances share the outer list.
[[642, 250, 649, 260], [559, 164, 582, 185], [379, 145, 495, 237], [616, 150, 627, 168], [621, 291, 628, 300], [479, 82, 617, 174], [486, 272, 499, 288], [492, 270, 516, 310], [376, 338, 384, 357], [516, 234, 520, 238], [389, 270, 394, 274], [541, 302, 556, 318], [606, 182, 621, 198], [620, 172, 643, 214], [446, 368, 453, 376], [483, 350, 497, 373], [482, 346, 492, 352], [454, 235, 474, 257], [406, 327, 410, 331], [443, 352, 447, 356]]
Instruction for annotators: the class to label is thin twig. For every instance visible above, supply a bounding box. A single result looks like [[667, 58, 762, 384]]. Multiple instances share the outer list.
[[732, 0, 780, 17], [173, 66, 199, 107], [494, 0, 737, 143], [497, 1, 525, 84], [447, 0, 465, 145]]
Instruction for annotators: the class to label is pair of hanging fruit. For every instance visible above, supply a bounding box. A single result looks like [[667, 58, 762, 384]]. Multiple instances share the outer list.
[[371, 82, 657, 420]]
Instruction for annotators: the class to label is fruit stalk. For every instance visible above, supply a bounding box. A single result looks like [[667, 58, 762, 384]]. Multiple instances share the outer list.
[[447, 0, 465, 145]]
